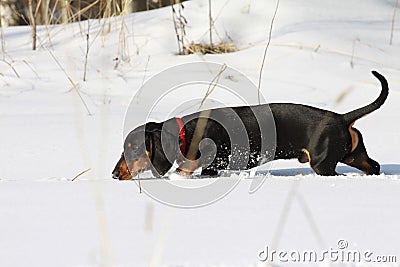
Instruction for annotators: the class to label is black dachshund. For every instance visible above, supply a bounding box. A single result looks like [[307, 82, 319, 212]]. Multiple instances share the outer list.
[[113, 71, 388, 179]]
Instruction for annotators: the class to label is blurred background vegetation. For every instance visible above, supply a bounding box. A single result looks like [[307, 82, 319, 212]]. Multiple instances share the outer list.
[[0, 0, 185, 26]]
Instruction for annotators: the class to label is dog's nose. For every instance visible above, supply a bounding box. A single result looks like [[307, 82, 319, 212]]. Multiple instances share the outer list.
[[369, 162, 380, 175]]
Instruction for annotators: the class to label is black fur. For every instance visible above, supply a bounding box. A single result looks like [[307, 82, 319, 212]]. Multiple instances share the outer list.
[[112, 71, 388, 179]]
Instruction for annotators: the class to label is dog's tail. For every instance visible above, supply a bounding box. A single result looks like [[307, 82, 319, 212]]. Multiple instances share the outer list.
[[343, 71, 389, 125]]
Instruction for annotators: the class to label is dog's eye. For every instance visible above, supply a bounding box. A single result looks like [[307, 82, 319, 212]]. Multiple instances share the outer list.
[[126, 143, 139, 150]]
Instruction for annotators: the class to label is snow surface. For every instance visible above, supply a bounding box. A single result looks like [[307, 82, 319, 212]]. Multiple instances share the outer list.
[[0, 0, 400, 266]]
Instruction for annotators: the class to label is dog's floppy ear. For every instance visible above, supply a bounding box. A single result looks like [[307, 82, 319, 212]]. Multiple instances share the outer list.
[[145, 119, 179, 177]]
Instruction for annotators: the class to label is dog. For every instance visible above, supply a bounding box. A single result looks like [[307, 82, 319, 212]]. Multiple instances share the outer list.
[[112, 71, 388, 180]]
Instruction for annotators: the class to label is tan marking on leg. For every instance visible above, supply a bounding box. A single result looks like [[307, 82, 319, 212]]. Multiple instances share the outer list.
[[349, 123, 359, 152], [301, 148, 312, 162], [146, 136, 152, 160]]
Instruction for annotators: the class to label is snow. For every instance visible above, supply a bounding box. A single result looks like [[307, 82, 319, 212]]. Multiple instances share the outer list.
[[0, 0, 400, 266]]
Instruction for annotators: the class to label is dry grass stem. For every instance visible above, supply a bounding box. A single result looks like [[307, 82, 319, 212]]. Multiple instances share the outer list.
[[0, 6, 5, 59], [199, 63, 227, 109], [208, 0, 213, 47], [185, 42, 237, 55], [390, 0, 399, 45], [28, 0, 37, 50], [0, 59, 20, 78], [47, 49, 92, 115], [350, 38, 360, 69], [257, 0, 280, 104], [72, 168, 91, 181], [83, 21, 90, 81], [171, 2, 187, 55]]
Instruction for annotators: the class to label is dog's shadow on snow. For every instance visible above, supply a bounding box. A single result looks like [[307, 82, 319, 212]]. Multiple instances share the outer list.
[[264, 164, 400, 176]]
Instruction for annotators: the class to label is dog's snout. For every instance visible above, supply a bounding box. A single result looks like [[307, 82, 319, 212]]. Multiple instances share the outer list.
[[112, 154, 125, 180], [368, 161, 380, 175], [112, 170, 120, 179]]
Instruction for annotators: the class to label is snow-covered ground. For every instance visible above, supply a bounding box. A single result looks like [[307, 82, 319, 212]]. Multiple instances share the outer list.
[[0, 0, 400, 266]]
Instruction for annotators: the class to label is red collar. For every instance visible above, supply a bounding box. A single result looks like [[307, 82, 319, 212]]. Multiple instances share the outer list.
[[175, 117, 186, 155]]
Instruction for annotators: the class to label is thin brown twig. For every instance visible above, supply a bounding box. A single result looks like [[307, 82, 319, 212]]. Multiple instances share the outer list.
[[34, 0, 42, 19], [198, 0, 231, 41], [0, 59, 20, 78], [49, 0, 60, 24], [141, 55, 151, 86], [271, 180, 300, 248], [335, 87, 354, 105], [257, 0, 280, 104], [350, 38, 360, 68], [171, 4, 182, 54], [134, 55, 151, 104], [28, 0, 37, 50], [137, 173, 142, 193], [296, 193, 326, 248], [208, 0, 213, 48], [47, 49, 92, 115], [41, 0, 50, 25], [178, 109, 212, 174], [72, 168, 91, 181], [0, 4, 5, 59], [178, 64, 227, 173], [390, 0, 399, 45], [71, 0, 101, 22], [83, 21, 90, 81], [115, 4, 129, 67], [177, 64, 228, 174], [199, 63, 227, 109], [171, 2, 187, 54], [40, 0, 53, 47], [22, 60, 40, 78]]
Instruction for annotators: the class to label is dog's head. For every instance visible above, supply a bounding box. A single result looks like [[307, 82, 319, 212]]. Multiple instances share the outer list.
[[112, 120, 180, 180], [343, 127, 380, 175]]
